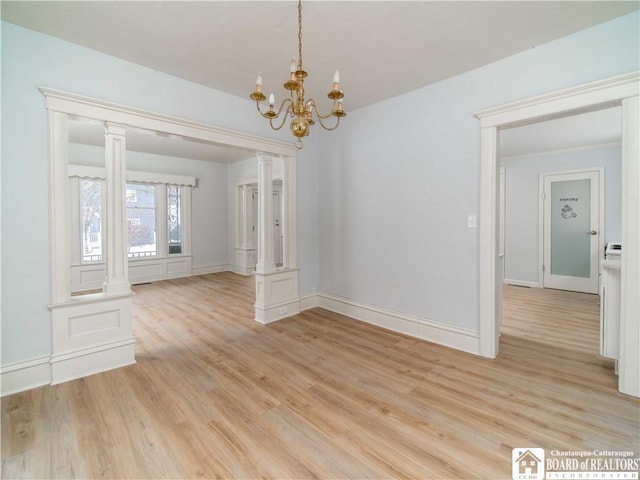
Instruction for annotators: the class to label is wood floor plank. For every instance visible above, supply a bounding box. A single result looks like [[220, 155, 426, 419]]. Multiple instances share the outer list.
[[2, 273, 638, 479]]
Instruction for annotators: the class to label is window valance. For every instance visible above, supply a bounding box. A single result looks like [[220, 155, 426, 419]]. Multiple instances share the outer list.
[[68, 164, 197, 187]]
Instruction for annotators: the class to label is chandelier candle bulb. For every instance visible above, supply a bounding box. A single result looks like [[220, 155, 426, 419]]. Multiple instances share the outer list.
[[269, 93, 275, 107], [333, 70, 340, 85]]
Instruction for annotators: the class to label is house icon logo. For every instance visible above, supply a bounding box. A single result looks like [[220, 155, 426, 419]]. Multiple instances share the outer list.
[[512, 448, 545, 480]]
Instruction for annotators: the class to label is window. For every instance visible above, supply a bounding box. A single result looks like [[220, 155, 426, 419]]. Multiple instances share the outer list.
[[73, 167, 193, 266], [167, 185, 182, 254], [81, 179, 103, 262], [126, 183, 157, 258]]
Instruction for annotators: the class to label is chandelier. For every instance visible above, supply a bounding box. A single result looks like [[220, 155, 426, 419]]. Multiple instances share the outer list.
[[250, 0, 346, 149]]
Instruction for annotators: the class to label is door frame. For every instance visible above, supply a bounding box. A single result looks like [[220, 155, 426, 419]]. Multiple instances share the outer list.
[[538, 168, 604, 293], [475, 71, 639, 397]]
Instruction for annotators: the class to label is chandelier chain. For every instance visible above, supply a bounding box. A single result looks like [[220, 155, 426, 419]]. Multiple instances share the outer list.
[[297, 0, 303, 69]]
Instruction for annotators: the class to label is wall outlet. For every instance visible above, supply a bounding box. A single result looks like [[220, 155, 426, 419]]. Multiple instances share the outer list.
[[279, 306, 288, 315]]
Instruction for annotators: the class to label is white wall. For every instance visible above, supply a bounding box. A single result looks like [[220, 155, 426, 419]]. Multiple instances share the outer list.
[[1, 11, 637, 369], [316, 12, 639, 332], [501, 145, 622, 285], [295, 134, 321, 295], [0, 21, 306, 367]]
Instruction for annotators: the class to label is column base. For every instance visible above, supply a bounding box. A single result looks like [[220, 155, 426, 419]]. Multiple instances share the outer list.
[[233, 248, 256, 276], [103, 280, 132, 296], [49, 293, 135, 384], [254, 268, 300, 324]]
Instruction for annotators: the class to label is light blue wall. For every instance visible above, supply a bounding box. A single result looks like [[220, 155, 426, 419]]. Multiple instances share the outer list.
[[501, 145, 622, 284], [316, 12, 639, 331], [0, 22, 318, 365], [1, 11, 638, 366]]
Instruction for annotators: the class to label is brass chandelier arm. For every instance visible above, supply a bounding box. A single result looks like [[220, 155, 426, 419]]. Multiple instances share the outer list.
[[307, 98, 339, 120], [269, 107, 293, 131], [306, 98, 345, 131], [315, 114, 342, 131], [255, 97, 293, 121]]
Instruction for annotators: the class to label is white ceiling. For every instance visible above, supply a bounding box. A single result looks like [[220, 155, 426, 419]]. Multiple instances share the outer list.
[[2, 1, 638, 112], [4, 1, 635, 162], [499, 107, 622, 158], [68, 118, 257, 163]]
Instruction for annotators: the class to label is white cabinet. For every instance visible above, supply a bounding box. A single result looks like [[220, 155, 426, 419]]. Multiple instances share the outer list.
[[600, 259, 621, 360]]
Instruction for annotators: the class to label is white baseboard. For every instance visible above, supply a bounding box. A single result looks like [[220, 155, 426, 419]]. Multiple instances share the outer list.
[[50, 338, 136, 385], [299, 292, 319, 311], [191, 264, 232, 276], [504, 279, 541, 288], [3, 287, 480, 396], [255, 299, 301, 324], [307, 293, 480, 355], [1, 340, 137, 397], [1, 356, 51, 397], [230, 265, 255, 276]]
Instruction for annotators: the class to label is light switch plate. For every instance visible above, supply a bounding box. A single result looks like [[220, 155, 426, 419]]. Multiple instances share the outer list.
[[467, 214, 477, 229]]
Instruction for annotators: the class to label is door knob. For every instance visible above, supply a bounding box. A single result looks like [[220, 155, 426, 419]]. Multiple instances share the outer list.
[[586, 230, 598, 235]]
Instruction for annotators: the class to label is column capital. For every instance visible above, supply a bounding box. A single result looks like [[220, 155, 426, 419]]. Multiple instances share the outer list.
[[105, 122, 127, 136], [257, 152, 280, 165]]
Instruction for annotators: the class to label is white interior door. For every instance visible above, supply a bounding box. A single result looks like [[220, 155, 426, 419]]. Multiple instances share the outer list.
[[543, 170, 600, 293]]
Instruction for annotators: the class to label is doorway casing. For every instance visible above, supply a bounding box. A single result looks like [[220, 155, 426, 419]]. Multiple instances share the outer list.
[[41, 87, 299, 387], [475, 72, 639, 397]]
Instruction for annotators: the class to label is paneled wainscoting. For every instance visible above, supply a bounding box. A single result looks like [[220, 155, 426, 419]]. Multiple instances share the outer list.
[[2, 273, 638, 479]]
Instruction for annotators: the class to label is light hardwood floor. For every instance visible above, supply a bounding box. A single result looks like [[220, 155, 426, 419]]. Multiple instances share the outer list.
[[2, 273, 638, 479], [501, 284, 601, 354]]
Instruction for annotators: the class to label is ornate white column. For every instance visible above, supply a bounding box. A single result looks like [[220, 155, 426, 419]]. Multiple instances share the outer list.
[[255, 153, 276, 274], [48, 111, 71, 304], [47, 117, 134, 386], [103, 123, 131, 295], [254, 153, 300, 324]]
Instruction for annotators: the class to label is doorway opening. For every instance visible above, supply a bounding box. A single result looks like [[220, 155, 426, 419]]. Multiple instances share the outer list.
[[475, 72, 639, 397], [498, 108, 620, 355], [43, 87, 299, 385]]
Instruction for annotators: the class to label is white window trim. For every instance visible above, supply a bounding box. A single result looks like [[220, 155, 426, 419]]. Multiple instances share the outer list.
[[70, 169, 194, 291], [127, 182, 160, 259], [72, 176, 107, 264], [70, 167, 194, 264]]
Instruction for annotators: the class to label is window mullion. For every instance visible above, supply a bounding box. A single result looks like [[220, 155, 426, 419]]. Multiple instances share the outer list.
[[182, 187, 191, 256], [69, 177, 81, 264], [157, 184, 168, 257]]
